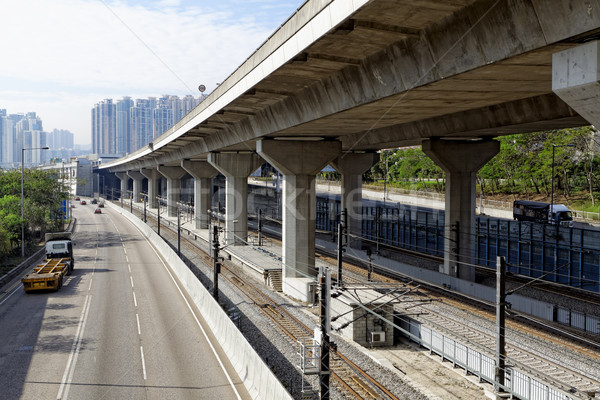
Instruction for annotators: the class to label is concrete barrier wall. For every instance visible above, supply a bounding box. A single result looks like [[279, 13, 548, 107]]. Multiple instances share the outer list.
[[108, 202, 292, 400]]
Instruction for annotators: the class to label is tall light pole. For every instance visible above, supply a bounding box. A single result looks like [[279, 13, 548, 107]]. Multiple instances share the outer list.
[[550, 143, 574, 217], [22, 146, 49, 257]]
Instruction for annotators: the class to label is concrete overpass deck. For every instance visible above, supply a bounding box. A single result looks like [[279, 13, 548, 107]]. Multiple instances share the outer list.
[[97, 0, 600, 303]]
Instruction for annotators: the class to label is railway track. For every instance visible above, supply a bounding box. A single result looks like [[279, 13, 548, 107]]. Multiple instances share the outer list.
[[329, 250, 600, 399], [327, 245, 600, 396], [223, 267, 396, 399], [254, 218, 600, 398], [122, 201, 600, 398]]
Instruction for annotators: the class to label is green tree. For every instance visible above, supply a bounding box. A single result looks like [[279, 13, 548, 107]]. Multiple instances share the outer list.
[[0, 195, 24, 247], [0, 169, 69, 257]]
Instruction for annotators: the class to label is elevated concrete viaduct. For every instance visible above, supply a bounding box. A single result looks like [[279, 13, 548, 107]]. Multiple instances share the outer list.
[[100, 0, 599, 301]]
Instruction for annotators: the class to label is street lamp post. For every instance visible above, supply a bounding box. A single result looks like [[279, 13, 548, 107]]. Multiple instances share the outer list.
[[550, 144, 575, 219], [22, 146, 50, 257]]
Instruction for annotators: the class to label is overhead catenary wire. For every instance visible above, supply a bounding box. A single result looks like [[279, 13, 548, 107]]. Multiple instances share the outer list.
[[123, 197, 600, 394]]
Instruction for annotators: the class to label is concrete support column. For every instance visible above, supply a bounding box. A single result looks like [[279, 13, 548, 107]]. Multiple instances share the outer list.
[[422, 139, 499, 281], [330, 152, 379, 249], [181, 160, 218, 229], [208, 153, 263, 245], [115, 172, 130, 200], [258, 140, 341, 302], [553, 40, 600, 127], [157, 166, 187, 218], [140, 168, 160, 208], [127, 171, 145, 203]]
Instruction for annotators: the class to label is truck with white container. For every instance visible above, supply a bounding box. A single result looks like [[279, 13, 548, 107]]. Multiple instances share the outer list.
[[21, 232, 74, 293]]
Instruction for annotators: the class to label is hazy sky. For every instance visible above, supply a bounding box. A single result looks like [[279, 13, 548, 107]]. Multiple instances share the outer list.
[[0, 0, 304, 145]]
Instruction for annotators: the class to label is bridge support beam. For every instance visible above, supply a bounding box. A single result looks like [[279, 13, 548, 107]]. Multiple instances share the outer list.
[[258, 139, 341, 302], [330, 152, 379, 250], [553, 40, 600, 128], [157, 166, 187, 218], [115, 172, 130, 200], [182, 160, 218, 229], [422, 139, 499, 281], [127, 171, 145, 203], [140, 168, 160, 209], [208, 153, 263, 245]]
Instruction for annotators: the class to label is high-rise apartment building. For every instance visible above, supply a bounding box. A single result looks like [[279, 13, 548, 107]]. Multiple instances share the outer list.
[[131, 98, 155, 151], [116, 97, 134, 155], [14, 112, 46, 165], [0, 109, 79, 167], [22, 130, 47, 164], [1, 113, 24, 165], [91, 99, 116, 156], [91, 94, 203, 156], [154, 95, 174, 139], [47, 129, 75, 149]]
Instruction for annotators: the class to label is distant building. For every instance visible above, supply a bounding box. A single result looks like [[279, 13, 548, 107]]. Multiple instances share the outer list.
[[131, 98, 155, 151], [154, 95, 174, 140], [116, 97, 134, 155], [0, 109, 81, 168], [48, 129, 75, 150], [91, 99, 117, 156], [91, 94, 204, 157]]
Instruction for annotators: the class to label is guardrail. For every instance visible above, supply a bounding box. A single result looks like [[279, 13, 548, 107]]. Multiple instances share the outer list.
[[0, 219, 76, 289]]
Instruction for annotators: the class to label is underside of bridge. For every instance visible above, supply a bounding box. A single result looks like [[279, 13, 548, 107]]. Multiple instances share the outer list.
[[102, 0, 600, 301]]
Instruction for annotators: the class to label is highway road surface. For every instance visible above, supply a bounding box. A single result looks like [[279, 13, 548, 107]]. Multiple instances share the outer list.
[[0, 200, 251, 400]]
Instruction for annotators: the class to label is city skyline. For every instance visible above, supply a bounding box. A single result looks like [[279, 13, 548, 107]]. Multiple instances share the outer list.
[[92, 94, 204, 156], [0, 109, 84, 167], [0, 0, 304, 146]]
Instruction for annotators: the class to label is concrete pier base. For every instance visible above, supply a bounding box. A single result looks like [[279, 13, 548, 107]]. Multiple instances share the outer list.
[[115, 172, 129, 199], [422, 139, 499, 281], [127, 171, 145, 203], [258, 139, 341, 302], [157, 166, 187, 218], [140, 168, 160, 208], [208, 153, 263, 245], [331, 152, 379, 249], [182, 160, 218, 229]]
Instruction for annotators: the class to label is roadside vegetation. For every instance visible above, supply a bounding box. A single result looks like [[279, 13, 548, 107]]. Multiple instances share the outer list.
[[0, 169, 70, 268], [321, 127, 600, 213]]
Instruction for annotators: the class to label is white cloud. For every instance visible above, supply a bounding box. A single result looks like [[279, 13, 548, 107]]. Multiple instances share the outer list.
[[0, 0, 300, 144]]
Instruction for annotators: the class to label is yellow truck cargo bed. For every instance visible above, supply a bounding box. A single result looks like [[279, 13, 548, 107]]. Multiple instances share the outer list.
[[22, 258, 70, 293]]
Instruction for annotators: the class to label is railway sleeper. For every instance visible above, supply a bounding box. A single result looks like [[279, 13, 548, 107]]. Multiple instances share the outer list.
[[350, 376, 380, 399]]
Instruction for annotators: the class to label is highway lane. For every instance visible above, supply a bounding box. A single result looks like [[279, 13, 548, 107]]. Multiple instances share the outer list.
[[0, 201, 250, 400]]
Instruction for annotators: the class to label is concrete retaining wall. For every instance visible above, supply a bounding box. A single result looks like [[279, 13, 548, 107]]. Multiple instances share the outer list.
[[108, 202, 292, 400]]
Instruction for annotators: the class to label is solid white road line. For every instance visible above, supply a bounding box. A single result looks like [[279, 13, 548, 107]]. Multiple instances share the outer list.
[[136, 313, 141, 335], [56, 294, 92, 400], [0, 285, 21, 307], [147, 244, 243, 400], [140, 346, 147, 380], [63, 294, 93, 400]]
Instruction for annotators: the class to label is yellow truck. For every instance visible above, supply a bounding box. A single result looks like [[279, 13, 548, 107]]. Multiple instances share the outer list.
[[22, 232, 74, 293]]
